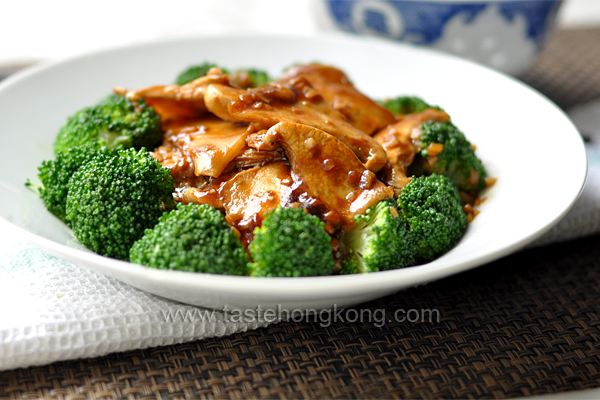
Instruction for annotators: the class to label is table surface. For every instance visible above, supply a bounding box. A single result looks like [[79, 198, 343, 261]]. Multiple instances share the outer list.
[[1, 28, 600, 399]]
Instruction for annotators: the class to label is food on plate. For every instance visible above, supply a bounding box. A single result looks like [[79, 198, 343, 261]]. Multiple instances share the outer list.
[[374, 107, 451, 192], [59, 146, 175, 260], [380, 96, 443, 117], [416, 122, 488, 192], [340, 173, 467, 274], [53, 94, 162, 155], [175, 61, 272, 89], [130, 203, 249, 275], [341, 198, 416, 274], [397, 174, 468, 261], [31, 143, 115, 223], [279, 64, 396, 134], [175, 62, 223, 86], [29, 62, 490, 276], [248, 206, 335, 277]]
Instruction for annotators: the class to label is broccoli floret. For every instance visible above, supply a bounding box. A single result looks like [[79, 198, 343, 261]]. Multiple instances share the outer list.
[[34, 143, 114, 224], [230, 69, 271, 88], [175, 63, 271, 88], [398, 174, 467, 261], [417, 121, 487, 192], [54, 94, 162, 155], [66, 147, 175, 261], [341, 198, 416, 274], [130, 204, 249, 275], [381, 96, 442, 116], [248, 207, 335, 277], [175, 62, 227, 85]]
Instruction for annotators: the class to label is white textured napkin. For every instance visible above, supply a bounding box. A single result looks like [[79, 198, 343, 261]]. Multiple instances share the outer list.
[[1, 101, 599, 372], [0, 241, 270, 371]]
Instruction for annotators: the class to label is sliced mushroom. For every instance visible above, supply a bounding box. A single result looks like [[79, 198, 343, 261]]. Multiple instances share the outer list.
[[263, 122, 393, 227], [157, 116, 250, 179], [220, 161, 294, 246], [227, 78, 388, 172], [227, 146, 286, 170], [119, 68, 230, 122], [279, 64, 396, 135], [204, 83, 246, 122], [186, 117, 250, 178]]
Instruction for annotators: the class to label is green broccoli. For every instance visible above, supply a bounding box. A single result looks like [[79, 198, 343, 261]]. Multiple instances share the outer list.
[[130, 203, 249, 275], [33, 143, 114, 224], [248, 207, 335, 277], [230, 69, 271, 88], [175, 62, 227, 85], [66, 147, 176, 261], [381, 96, 442, 116], [417, 121, 487, 192], [397, 174, 467, 261], [175, 63, 271, 88], [341, 198, 416, 274], [54, 94, 162, 155]]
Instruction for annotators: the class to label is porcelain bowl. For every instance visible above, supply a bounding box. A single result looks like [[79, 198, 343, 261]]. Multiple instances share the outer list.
[[314, 0, 563, 75]]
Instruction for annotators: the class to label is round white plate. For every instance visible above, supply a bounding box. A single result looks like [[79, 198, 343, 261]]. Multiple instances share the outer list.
[[0, 34, 587, 311]]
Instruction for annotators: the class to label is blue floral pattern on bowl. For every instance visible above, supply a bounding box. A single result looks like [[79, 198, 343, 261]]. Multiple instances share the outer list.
[[323, 0, 562, 75]]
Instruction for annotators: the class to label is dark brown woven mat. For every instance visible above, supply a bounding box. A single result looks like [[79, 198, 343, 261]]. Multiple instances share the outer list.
[[520, 28, 600, 110], [1, 29, 600, 399]]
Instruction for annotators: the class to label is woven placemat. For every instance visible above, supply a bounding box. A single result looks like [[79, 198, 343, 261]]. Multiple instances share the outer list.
[[520, 28, 600, 110], [1, 28, 600, 399]]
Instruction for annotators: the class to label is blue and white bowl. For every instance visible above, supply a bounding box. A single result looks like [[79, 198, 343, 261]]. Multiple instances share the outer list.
[[315, 0, 563, 75]]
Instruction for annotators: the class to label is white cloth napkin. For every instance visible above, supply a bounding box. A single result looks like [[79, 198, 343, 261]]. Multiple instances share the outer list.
[[1, 101, 599, 372], [0, 241, 270, 371]]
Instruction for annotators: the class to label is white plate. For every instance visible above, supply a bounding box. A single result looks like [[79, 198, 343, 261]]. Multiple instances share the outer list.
[[0, 34, 587, 311]]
